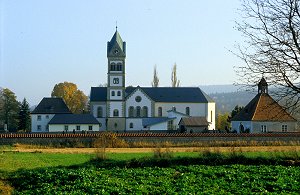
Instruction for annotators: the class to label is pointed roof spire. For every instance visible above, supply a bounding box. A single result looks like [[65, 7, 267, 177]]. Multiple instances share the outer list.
[[258, 77, 268, 94], [107, 27, 126, 56]]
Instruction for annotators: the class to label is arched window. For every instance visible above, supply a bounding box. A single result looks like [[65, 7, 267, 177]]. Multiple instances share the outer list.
[[172, 106, 176, 111], [136, 106, 141, 117], [110, 63, 116, 71], [117, 91, 121, 96], [186, 107, 190, 115], [111, 91, 115, 96], [113, 109, 119, 117], [143, 106, 148, 117], [158, 107, 162, 117], [128, 106, 134, 117], [129, 123, 133, 128], [97, 107, 103, 118], [117, 63, 122, 71]]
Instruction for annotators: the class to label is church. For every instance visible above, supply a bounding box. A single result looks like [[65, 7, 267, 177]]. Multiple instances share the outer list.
[[89, 29, 216, 132], [31, 29, 215, 133]]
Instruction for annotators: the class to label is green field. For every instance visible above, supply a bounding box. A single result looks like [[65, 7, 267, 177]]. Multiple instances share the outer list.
[[1, 151, 300, 194]]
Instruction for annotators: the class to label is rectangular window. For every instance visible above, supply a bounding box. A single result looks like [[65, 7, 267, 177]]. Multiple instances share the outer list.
[[46, 115, 49, 119], [37, 115, 41, 121], [261, 125, 267, 132], [282, 125, 287, 132], [64, 125, 68, 131], [76, 125, 80, 131], [37, 125, 41, 131], [89, 126, 93, 131]]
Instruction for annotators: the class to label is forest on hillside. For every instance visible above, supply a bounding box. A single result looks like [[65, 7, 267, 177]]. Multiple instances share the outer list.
[[209, 91, 255, 114]]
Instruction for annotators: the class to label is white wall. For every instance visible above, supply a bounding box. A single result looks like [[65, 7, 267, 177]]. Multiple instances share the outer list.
[[207, 102, 215, 130], [31, 114, 55, 132], [90, 102, 107, 118], [231, 121, 252, 133], [49, 124, 99, 132], [125, 118, 146, 131], [167, 111, 186, 130], [149, 122, 169, 131], [252, 121, 298, 133], [108, 101, 124, 117], [126, 89, 152, 117], [232, 121, 298, 133], [154, 103, 206, 117], [96, 118, 106, 131]]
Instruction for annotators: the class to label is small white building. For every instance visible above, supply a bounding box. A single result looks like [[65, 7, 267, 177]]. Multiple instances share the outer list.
[[231, 78, 298, 133], [31, 97, 99, 133], [31, 97, 72, 132]]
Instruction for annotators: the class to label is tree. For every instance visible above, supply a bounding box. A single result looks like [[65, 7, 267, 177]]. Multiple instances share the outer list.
[[51, 82, 88, 114], [228, 105, 244, 122], [151, 65, 160, 87], [216, 113, 231, 130], [0, 88, 20, 132], [235, 0, 300, 111], [171, 63, 180, 87], [18, 98, 31, 132]]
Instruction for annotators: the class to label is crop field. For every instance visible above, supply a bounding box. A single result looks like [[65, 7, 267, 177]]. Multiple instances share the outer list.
[[6, 164, 300, 194], [1, 147, 300, 194]]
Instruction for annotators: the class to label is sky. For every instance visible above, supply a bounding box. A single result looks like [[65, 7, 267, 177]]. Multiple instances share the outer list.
[[0, 0, 244, 105]]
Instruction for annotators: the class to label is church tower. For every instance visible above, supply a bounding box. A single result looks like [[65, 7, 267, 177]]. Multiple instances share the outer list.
[[106, 28, 126, 131]]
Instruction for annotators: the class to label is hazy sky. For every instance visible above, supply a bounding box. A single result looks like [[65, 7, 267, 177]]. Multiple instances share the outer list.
[[1, 0, 244, 105]]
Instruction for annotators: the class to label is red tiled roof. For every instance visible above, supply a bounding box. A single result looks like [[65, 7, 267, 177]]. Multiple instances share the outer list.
[[232, 93, 296, 122]]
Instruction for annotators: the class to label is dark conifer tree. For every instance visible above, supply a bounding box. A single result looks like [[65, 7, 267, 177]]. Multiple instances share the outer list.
[[18, 98, 31, 132]]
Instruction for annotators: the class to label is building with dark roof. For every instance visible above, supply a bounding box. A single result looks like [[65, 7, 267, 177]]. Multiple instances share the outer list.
[[90, 29, 215, 131], [31, 97, 100, 132], [179, 117, 209, 133], [231, 78, 297, 133], [31, 97, 72, 132]]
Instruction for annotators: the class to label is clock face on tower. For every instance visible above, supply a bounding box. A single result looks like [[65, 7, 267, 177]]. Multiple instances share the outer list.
[[110, 76, 123, 86], [113, 78, 119, 84]]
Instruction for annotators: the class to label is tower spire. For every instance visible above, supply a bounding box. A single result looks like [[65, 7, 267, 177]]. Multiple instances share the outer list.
[[115, 21, 118, 31]]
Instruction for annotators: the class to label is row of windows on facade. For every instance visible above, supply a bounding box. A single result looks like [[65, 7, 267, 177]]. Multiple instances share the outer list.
[[111, 91, 121, 96], [37, 115, 49, 121], [110, 63, 123, 71], [97, 106, 191, 118], [37, 125, 93, 131], [260, 125, 288, 132]]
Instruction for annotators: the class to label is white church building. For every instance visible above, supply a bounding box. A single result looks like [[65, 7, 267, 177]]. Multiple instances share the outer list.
[[90, 29, 215, 132]]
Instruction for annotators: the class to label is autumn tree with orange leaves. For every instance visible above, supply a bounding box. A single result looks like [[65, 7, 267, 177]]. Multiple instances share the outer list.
[[51, 82, 88, 114]]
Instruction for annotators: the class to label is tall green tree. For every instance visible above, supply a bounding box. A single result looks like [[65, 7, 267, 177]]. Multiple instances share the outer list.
[[18, 98, 31, 132], [216, 113, 231, 130], [0, 88, 20, 132], [227, 105, 244, 122], [151, 65, 159, 87], [171, 63, 180, 87], [51, 82, 88, 114]]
